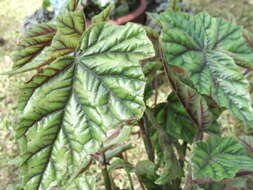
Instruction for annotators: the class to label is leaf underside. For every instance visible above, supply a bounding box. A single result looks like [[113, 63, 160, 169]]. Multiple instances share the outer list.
[[18, 22, 154, 190], [160, 11, 253, 126], [192, 137, 253, 181]]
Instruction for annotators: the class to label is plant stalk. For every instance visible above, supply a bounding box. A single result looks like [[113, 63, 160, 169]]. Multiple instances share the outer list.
[[152, 77, 158, 106], [127, 172, 135, 190], [102, 153, 112, 190], [138, 176, 146, 190], [145, 108, 183, 188], [184, 127, 204, 190], [158, 44, 201, 130], [170, 0, 181, 11], [139, 117, 155, 162]]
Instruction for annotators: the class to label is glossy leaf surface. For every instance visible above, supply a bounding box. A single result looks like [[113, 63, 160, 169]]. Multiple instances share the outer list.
[[18, 22, 154, 190], [12, 10, 86, 74], [192, 137, 253, 181], [13, 23, 56, 69], [168, 72, 217, 129], [155, 71, 220, 142], [155, 93, 196, 143], [160, 11, 253, 126]]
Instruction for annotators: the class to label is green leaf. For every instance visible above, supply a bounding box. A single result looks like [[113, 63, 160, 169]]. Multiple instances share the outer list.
[[109, 158, 134, 172], [135, 160, 157, 179], [154, 157, 183, 188], [142, 60, 162, 82], [56, 11, 85, 39], [66, 0, 79, 12], [155, 93, 196, 143], [135, 160, 161, 190], [239, 135, 253, 155], [105, 144, 134, 160], [18, 22, 154, 190], [160, 11, 253, 126], [58, 0, 79, 15], [103, 125, 132, 149], [11, 10, 86, 74], [155, 71, 220, 142], [92, 4, 114, 23], [13, 23, 56, 70], [169, 72, 218, 129], [42, 0, 51, 9], [148, 105, 184, 183], [192, 137, 253, 181], [199, 182, 225, 190]]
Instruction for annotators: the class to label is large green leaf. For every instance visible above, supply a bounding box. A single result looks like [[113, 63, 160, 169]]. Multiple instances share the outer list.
[[160, 11, 253, 126], [18, 22, 154, 190], [168, 71, 218, 129], [154, 70, 220, 142], [13, 23, 56, 69], [155, 93, 196, 143], [192, 137, 253, 181], [11, 10, 86, 74]]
